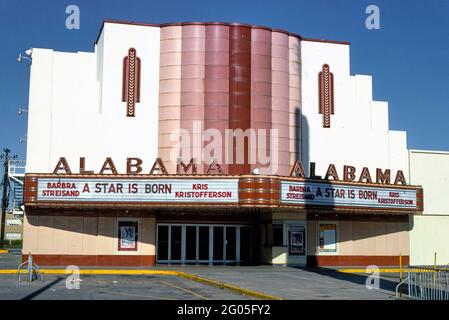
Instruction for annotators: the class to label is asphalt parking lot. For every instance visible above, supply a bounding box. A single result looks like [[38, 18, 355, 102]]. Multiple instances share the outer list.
[[0, 254, 402, 300], [0, 274, 251, 300]]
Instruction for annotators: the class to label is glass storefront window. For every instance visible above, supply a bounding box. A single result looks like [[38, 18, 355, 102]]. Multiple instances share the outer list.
[[319, 223, 337, 253]]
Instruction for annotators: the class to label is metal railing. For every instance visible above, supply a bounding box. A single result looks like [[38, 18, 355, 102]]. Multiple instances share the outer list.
[[398, 266, 449, 300], [18, 253, 44, 283]]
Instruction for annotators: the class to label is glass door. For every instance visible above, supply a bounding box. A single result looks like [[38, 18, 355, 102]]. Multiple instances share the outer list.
[[157, 224, 252, 265], [185, 226, 197, 262], [170, 226, 182, 261], [198, 226, 210, 263], [213, 226, 224, 263], [225, 226, 236, 262]]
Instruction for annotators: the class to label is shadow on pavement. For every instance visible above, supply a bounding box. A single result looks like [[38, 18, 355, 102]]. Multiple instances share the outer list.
[[21, 277, 64, 300], [292, 266, 399, 293]]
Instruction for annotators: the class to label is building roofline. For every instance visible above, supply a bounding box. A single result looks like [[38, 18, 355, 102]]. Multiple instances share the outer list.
[[94, 19, 350, 46], [409, 149, 449, 155], [301, 37, 351, 45]]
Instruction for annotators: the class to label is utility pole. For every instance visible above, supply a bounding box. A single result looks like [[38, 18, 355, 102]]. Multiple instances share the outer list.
[[1, 148, 15, 249]]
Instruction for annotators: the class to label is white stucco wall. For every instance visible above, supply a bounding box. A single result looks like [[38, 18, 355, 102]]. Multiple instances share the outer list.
[[27, 22, 410, 182], [409, 149, 449, 265], [300, 40, 409, 181], [26, 22, 161, 174]]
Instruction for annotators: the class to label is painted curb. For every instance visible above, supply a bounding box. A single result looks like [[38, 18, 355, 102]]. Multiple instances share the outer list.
[[338, 268, 407, 273], [0, 269, 175, 275], [339, 268, 447, 274], [0, 269, 282, 300]]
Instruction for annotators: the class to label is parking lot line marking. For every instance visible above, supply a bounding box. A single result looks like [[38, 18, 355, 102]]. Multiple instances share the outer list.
[[157, 279, 209, 300], [100, 290, 174, 300]]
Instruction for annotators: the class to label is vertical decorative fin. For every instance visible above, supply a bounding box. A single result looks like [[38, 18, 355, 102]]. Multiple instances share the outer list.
[[318, 64, 334, 128], [122, 48, 141, 117]]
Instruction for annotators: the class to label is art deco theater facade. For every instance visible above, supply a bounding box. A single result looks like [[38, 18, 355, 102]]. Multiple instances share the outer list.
[[23, 20, 423, 266]]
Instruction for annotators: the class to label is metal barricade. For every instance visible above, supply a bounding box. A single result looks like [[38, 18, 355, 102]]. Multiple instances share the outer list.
[[404, 266, 449, 300], [18, 253, 44, 283]]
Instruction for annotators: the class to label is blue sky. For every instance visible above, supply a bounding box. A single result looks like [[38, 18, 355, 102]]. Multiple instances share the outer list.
[[0, 0, 448, 163]]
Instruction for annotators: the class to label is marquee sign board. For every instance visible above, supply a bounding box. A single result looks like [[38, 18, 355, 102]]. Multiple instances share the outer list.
[[281, 180, 418, 210], [24, 174, 422, 212], [35, 178, 239, 204]]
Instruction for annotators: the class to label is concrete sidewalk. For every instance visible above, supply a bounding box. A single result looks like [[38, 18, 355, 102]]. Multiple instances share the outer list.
[[164, 265, 400, 300]]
